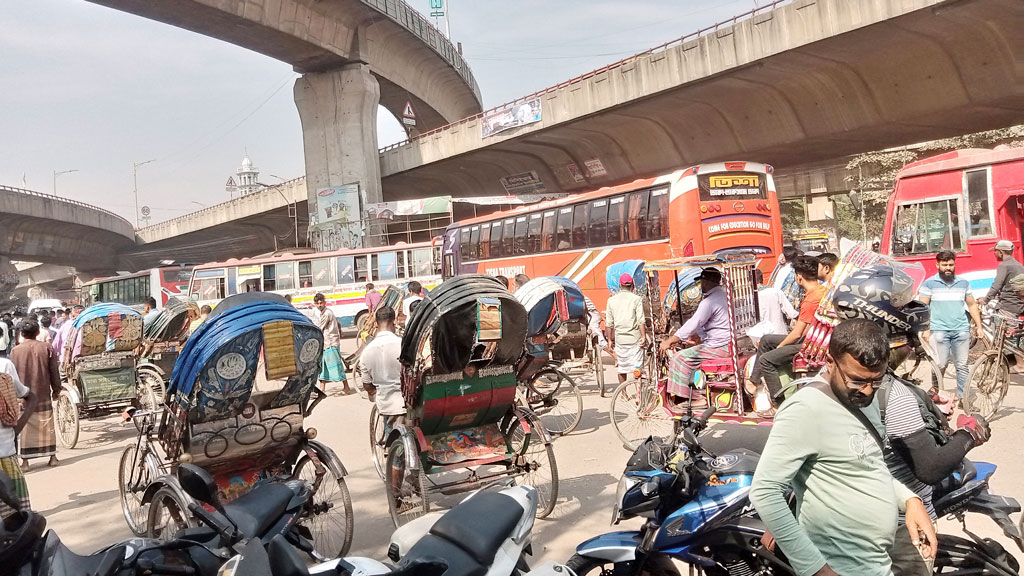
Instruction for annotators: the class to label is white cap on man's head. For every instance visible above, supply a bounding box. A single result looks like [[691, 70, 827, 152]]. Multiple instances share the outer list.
[[992, 240, 1014, 252]]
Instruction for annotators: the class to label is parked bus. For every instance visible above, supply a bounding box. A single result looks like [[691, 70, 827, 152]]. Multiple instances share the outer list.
[[79, 266, 193, 310], [881, 147, 1024, 295], [187, 242, 442, 328], [440, 162, 783, 309], [785, 228, 832, 253]]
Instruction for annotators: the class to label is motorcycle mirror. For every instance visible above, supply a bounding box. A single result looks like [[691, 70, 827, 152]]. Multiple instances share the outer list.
[[178, 463, 224, 512], [0, 469, 19, 510]]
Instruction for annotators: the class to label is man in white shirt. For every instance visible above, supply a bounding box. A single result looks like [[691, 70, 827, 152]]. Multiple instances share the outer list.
[[361, 307, 405, 424], [747, 269, 798, 346], [401, 281, 425, 326]]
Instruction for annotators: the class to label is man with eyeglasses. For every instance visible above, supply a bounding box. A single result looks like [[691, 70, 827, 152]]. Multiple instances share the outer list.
[[750, 319, 936, 576]]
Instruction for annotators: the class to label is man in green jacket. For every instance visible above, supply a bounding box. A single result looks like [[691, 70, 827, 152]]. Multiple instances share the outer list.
[[750, 319, 936, 576]]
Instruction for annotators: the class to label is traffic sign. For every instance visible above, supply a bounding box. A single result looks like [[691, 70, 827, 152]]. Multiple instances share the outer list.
[[402, 101, 416, 127], [140, 206, 151, 217]]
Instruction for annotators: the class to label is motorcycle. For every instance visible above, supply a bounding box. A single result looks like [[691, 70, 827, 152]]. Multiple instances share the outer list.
[[0, 463, 322, 576]]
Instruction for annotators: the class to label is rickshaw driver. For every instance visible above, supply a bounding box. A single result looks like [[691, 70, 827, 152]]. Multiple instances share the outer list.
[[361, 307, 406, 425], [659, 268, 732, 405]]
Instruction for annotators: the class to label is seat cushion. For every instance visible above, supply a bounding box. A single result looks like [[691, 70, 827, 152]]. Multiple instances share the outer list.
[[429, 492, 524, 564], [220, 481, 295, 538], [396, 534, 486, 576], [37, 530, 118, 576]]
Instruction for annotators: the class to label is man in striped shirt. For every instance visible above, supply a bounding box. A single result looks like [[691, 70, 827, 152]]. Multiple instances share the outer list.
[[918, 250, 983, 401]]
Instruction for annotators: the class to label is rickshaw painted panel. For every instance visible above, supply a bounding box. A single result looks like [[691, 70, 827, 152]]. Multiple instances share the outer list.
[[188, 402, 304, 477], [418, 369, 517, 436], [191, 330, 262, 422], [263, 320, 298, 381], [72, 304, 144, 357], [213, 466, 290, 504], [79, 366, 137, 404], [423, 423, 508, 466], [477, 298, 503, 340], [269, 324, 323, 408]]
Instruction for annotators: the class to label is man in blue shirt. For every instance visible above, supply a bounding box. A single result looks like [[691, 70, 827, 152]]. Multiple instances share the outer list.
[[918, 250, 984, 401]]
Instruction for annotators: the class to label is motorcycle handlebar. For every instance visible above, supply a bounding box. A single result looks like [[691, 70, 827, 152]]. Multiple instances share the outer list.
[[697, 406, 716, 426]]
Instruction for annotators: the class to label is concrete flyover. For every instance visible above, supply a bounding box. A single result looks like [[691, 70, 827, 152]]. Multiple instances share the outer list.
[[378, 0, 1024, 200], [86, 0, 482, 237], [122, 177, 310, 271], [0, 185, 136, 273]]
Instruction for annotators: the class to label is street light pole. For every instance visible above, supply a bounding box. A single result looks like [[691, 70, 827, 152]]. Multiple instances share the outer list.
[[270, 174, 299, 248], [53, 169, 78, 196], [133, 159, 156, 228]]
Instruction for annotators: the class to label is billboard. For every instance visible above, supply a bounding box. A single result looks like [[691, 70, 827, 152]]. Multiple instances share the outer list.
[[481, 98, 541, 139]]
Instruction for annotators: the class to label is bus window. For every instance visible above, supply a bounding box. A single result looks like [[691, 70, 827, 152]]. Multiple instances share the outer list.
[[459, 228, 472, 262], [649, 189, 669, 239], [541, 211, 556, 252], [572, 203, 589, 249], [514, 217, 529, 254], [502, 219, 516, 256], [194, 278, 225, 300], [556, 208, 573, 250], [589, 200, 608, 246], [396, 251, 406, 278], [468, 227, 480, 261], [374, 252, 398, 280], [489, 221, 504, 258], [627, 190, 649, 241], [891, 199, 964, 255], [311, 259, 331, 287], [527, 213, 543, 253], [127, 280, 136, 303], [336, 256, 355, 284], [263, 265, 276, 291], [608, 195, 626, 244], [227, 268, 237, 295], [276, 262, 296, 291], [432, 246, 443, 275], [298, 260, 314, 288], [478, 224, 491, 258], [411, 248, 433, 276], [965, 169, 993, 237], [355, 255, 369, 283]]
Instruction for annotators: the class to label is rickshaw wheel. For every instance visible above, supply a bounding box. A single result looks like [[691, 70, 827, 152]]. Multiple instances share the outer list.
[[293, 454, 354, 557], [505, 411, 558, 518], [593, 344, 606, 397], [369, 406, 387, 480], [135, 376, 160, 412], [136, 368, 166, 406], [964, 351, 1009, 420], [385, 442, 430, 527], [609, 379, 675, 451], [118, 444, 152, 535], [55, 390, 79, 449], [524, 368, 582, 436], [147, 487, 194, 541]]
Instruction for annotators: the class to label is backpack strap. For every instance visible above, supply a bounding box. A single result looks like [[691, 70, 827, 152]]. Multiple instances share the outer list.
[[807, 378, 886, 453]]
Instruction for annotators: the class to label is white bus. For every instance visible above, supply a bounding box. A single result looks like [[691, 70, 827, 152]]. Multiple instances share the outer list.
[[187, 242, 442, 328]]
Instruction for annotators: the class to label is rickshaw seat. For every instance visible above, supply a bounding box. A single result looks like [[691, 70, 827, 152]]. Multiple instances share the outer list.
[[700, 357, 734, 374], [220, 481, 298, 538], [428, 491, 524, 564]]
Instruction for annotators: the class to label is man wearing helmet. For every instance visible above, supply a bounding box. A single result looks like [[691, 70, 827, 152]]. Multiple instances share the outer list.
[[751, 319, 936, 576]]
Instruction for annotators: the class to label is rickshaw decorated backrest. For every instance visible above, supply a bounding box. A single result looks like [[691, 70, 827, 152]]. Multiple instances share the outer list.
[[169, 294, 323, 424], [515, 277, 586, 337], [417, 365, 518, 436], [606, 260, 648, 295], [143, 296, 199, 342], [70, 303, 144, 359], [661, 268, 704, 317]]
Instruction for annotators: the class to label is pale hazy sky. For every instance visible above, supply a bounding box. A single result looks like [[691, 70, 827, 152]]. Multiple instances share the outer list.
[[1, 0, 763, 224]]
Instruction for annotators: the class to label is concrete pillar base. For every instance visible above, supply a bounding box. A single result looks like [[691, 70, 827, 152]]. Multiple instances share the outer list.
[[295, 63, 385, 250]]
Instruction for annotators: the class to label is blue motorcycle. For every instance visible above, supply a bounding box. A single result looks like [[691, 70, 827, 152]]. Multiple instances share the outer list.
[[568, 407, 792, 576]]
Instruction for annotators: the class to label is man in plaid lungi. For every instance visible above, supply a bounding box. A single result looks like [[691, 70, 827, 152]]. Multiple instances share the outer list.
[[0, 356, 37, 519]]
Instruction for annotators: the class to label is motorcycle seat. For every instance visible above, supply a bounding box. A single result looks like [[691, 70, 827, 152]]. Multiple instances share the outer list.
[[396, 534, 486, 576], [36, 530, 125, 576], [220, 481, 297, 538], [428, 491, 524, 564]]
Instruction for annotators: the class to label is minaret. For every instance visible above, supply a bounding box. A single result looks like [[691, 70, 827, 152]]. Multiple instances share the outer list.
[[236, 152, 262, 196]]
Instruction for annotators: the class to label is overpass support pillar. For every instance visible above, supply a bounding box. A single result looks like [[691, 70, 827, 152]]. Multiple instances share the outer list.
[[295, 63, 385, 250]]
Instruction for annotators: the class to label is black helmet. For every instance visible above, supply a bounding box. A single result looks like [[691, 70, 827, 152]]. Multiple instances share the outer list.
[[833, 263, 929, 338]]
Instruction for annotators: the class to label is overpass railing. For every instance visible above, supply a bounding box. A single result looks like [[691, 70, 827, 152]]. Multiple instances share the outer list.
[[138, 176, 306, 232], [361, 0, 481, 102], [379, 0, 791, 154], [0, 184, 133, 228]]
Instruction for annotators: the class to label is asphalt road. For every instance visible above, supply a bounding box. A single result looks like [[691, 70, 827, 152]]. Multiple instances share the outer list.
[[22, 340, 1024, 570]]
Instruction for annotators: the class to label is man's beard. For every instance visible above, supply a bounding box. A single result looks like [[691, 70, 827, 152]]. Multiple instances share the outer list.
[[848, 389, 876, 408], [940, 270, 955, 281]]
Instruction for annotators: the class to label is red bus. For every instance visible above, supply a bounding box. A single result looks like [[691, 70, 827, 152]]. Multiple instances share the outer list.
[[881, 147, 1024, 295], [440, 162, 783, 309], [79, 266, 193, 310]]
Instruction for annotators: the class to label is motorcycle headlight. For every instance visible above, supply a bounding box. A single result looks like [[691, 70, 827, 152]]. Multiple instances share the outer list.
[[612, 475, 643, 525]]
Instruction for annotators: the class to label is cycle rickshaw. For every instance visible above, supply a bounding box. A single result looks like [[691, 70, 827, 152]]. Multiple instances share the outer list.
[[608, 253, 761, 449], [55, 303, 160, 449], [514, 276, 587, 436], [117, 293, 354, 558], [381, 275, 558, 526], [136, 296, 201, 405]]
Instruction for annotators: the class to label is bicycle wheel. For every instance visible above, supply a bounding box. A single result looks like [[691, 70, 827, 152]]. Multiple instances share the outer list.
[[525, 368, 583, 436], [609, 378, 675, 450], [55, 390, 79, 449], [118, 444, 151, 535], [964, 351, 1009, 419], [385, 442, 430, 527], [147, 487, 194, 541], [369, 405, 387, 480], [505, 411, 559, 519], [293, 453, 354, 557], [895, 346, 943, 391]]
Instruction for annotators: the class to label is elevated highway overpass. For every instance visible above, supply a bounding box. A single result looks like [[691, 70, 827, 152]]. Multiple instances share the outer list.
[[378, 0, 1024, 200]]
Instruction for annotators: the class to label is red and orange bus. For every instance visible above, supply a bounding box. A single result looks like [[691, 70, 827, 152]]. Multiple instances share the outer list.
[[440, 162, 783, 309], [881, 147, 1024, 295]]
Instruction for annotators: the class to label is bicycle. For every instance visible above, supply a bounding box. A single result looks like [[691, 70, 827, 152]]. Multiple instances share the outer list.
[[609, 345, 686, 450], [516, 357, 584, 436], [965, 305, 1017, 418]]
